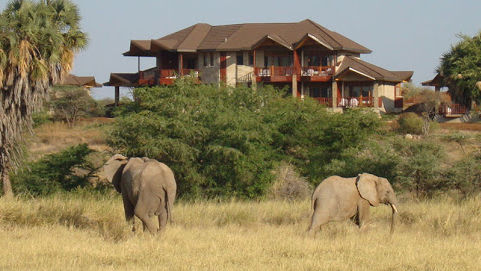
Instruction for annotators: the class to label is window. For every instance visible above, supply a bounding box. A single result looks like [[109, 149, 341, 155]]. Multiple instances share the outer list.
[[248, 53, 253, 66], [203, 53, 208, 67], [309, 85, 331, 98], [351, 85, 372, 97], [210, 53, 214, 67], [236, 52, 244, 65], [264, 56, 269, 67]]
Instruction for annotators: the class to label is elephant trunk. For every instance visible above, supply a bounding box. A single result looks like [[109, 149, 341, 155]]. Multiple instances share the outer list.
[[390, 203, 398, 234]]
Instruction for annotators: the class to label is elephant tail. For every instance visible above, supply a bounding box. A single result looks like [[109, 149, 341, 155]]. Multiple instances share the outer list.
[[163, 186, 173, 224]]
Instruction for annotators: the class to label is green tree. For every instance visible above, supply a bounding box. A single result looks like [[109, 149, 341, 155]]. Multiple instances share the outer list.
[[50, 86, 98, 127], [0, 0, 87, 196], [438, 32, 481, 107]]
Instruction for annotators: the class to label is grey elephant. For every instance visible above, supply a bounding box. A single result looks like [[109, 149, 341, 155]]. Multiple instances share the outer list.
[[99, 154, 176, 234], [308, 173, 398, 235]]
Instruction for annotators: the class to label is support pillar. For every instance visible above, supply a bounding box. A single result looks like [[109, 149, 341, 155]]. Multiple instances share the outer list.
[[373, 82, 379, 108], [291, 74, 298, 97], [179, 53, 183, 76], [332, 80, 338, 109], [114, 86, 120, 107]]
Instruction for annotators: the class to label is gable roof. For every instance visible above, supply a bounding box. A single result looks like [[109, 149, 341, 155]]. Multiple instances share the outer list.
[[336, 56, 413, 83], [60, 74, 101, 88], [104, 73, 139, 87], [123, 19, 371, 55]]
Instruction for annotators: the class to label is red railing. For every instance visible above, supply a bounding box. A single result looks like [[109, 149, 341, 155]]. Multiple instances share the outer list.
[[440, 104, 467, 115], [301, 66, 334, 76], [312, 97, 332, 107], [254, 66, 294, 77], [159, 69, 177, 78]]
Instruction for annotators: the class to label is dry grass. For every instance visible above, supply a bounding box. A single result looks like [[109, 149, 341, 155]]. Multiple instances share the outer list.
[[30, 119, 111, 159], [439, 122, 481, 131], [1, 195, 480, 270]]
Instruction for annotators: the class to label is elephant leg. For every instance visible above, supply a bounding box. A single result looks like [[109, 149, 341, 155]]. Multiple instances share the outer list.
[[158, 210, 168, 232], [122, 194, 136, 232], [307, 199, 329, 235], [357, 200, 371, 230], [135, 192, 160, 234]]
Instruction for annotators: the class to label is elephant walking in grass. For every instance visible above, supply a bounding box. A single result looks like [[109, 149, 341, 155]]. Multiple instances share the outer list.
[[308, 173, 398, 235], [99, 154, 176, 234]]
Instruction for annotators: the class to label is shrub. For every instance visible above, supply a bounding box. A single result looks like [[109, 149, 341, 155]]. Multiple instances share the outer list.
[[394, 139, 446, 197], [445, 152, 481, 196], [397, 112, 424, 135], [269, 163, 312, 201], [32, 110, 52, 128], [11, 144, 94, 196], [49, 86, 101, 126]]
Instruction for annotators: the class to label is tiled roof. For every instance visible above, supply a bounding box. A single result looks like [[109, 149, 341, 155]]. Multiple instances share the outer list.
[[60, 74, 101, 87], [124, 19, 371, 55], [336, 56, 413, 83]]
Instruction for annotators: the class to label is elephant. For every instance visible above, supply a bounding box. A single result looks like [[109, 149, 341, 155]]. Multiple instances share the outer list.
[[307, 173, 398, 235], [98, 154, 176, 234]]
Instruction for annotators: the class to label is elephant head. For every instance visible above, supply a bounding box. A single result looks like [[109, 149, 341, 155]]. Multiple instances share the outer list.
[[100, 154, 128, 193], [356, 173, 398, 233]]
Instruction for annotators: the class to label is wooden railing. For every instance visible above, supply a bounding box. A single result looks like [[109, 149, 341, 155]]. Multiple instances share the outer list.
[[254, 66, 294, 77], [160, 69, 177, 78], [337, 96, 381, 108], [440, 104, 467, 115], [301, 66, 334, 76]]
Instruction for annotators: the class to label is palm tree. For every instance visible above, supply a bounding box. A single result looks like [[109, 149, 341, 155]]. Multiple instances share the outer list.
[[0, 0, 87, 196]]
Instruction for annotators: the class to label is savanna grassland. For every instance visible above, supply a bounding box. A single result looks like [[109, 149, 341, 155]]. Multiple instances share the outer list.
[[2, 85, 481, 270], [1, 195, 481, 270]]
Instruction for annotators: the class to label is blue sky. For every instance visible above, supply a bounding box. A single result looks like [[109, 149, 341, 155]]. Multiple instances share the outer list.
[[1, 0, 480, 99]]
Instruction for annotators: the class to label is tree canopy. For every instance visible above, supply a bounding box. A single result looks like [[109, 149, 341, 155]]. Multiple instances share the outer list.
[[438, 32, 481, 107], [0, 0, 87, 196]]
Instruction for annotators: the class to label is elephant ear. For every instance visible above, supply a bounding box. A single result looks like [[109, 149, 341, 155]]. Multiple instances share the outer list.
[[111, 154, 128, 193], [356, 173, 379, 207]]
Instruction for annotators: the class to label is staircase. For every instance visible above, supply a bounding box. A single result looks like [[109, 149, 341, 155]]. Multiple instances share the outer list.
[[237, 72, 254, 86]]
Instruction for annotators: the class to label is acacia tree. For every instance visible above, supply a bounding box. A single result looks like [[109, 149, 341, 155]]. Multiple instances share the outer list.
[[0, 0, 87, 196], [438, 32, 481, 108]]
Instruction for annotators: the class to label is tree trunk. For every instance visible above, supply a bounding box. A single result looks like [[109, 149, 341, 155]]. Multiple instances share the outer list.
[[1, 170, 13, 198]]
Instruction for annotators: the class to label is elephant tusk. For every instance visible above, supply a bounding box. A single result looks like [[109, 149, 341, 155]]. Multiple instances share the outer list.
[[391, 204, 398, 213]]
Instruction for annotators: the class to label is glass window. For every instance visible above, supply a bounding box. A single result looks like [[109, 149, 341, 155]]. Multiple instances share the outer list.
[[210, 53, 214, 67], [248, 53, 253, 66], [264, 56, 269, 67], [236, 52, 243, 65], [203, 53, 208, 67]]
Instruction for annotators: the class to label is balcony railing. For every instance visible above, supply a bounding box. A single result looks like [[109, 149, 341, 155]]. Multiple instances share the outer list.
[[337, 96, 382, 108], [301, 66, 333, 77], [440, 104, 467, 116], [255, 66, 294, 77], [138, 68, 199, 85]]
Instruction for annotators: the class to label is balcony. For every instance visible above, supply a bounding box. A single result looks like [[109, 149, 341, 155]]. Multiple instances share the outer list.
[[439, 104, 467, 117], [337, 96, 382, 108], [300, 66, 333, 82], [138, 68, 199, 86], [255, 66, 294, 83]]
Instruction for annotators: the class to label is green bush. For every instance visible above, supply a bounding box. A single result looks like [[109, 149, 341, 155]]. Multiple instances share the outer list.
[[445, 152, 481, 196], [394, 139, 446, 197], [397, 112, 424, 135], [32, 110, 52, 128], [11, 144, 94, 196], [107, 80, 381, 199]]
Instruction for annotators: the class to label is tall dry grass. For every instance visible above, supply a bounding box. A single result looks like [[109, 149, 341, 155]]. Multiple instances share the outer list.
[[1, 195, 480, 270]]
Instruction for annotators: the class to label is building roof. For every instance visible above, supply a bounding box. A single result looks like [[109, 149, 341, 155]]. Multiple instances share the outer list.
[[123, 19, 372, 55], [336, 56, 413, 83], [60, 74, 102, 88], [103, 73, 139, 87], [421, 73, 444, 87]]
